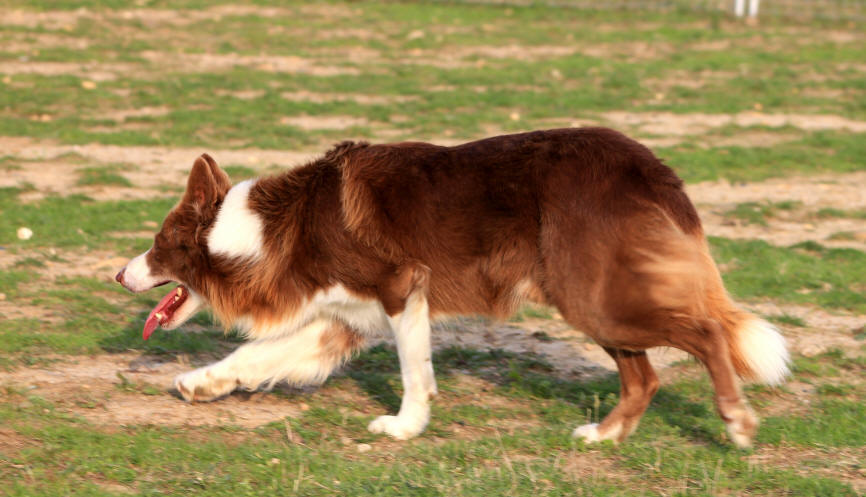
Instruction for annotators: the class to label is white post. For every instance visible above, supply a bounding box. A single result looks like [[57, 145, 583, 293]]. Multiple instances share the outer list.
[[748, 0, 760, 18], [734, 0, 746, 17]]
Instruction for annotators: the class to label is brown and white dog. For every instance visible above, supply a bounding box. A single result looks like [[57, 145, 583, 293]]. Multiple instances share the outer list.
[[116, 128, 789, 446]]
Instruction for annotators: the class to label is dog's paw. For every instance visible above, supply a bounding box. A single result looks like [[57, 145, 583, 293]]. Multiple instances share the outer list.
[[367, 415, 425, 440], [572, 423, 603, 442], [725, 406, 758, 449], [572, 422, 622, 444], [173, 368, 237, 402]]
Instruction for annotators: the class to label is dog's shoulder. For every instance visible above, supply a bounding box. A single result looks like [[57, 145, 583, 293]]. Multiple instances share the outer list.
[[335, 140, 445, 259]]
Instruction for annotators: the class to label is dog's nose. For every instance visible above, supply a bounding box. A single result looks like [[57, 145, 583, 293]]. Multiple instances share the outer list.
[[115, 268, 126, 285]]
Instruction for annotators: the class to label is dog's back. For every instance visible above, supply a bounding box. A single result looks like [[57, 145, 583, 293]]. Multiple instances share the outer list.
[[337, 128, 699, 316]]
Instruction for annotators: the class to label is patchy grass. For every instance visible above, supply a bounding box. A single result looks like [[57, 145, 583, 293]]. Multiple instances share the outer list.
[[766, 313, 807, 327], [76, 166, 133, 187], [711, 237, 866, 313], [2, 344, 864, 496], [1, 1, 865, 495], [509, 304, 555, 322], [0, 187, 175, 249], [816, 207, 866, 220]]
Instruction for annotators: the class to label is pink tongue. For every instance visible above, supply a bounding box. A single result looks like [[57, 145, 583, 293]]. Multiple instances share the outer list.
[[143, 288, 183, 340]]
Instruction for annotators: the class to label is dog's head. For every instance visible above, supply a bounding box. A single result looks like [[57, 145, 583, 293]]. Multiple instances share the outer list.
[[116, 154, 232, 338]]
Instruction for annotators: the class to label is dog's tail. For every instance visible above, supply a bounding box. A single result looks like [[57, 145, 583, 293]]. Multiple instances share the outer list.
[[701, 250, 791, 385]]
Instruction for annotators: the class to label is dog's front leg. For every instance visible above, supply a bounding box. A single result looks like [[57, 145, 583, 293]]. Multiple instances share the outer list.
[[174, 318, 363, 401], [368, 288, 437, 440]]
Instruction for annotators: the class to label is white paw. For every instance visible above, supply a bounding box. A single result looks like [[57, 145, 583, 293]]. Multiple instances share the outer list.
[[367, 415, 425, 440], [572, 422, 622, 443], [724, 405, 757, 448], [173, 368, 237, 402], [572, 423, 602, 442]]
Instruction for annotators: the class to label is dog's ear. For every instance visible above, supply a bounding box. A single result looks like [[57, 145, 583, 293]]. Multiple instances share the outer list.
[[200, 153, 232, 196], [184, 154, 231, 214]]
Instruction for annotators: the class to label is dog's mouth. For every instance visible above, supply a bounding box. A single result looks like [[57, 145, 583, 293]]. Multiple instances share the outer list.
[[143, 285, 189, 340]]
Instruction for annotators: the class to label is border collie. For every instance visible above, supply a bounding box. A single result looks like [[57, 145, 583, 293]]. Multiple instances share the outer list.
[[116, 128, 789, 446]]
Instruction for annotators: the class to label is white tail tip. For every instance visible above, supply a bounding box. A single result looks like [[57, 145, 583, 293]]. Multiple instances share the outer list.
[[737, 318, 791, 386]]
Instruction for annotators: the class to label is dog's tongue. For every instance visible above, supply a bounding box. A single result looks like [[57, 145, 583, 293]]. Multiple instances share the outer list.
[[143, 285, 188, 340]]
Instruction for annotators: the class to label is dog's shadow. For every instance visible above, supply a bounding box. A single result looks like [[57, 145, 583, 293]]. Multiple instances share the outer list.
[[101, 314, 720, 446], [342, 343, 721, 447]]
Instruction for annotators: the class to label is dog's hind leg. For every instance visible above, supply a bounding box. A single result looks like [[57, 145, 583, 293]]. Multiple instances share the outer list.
[[174, 318, 365, 402], [573, 347, 659, 444], [669, 319, 758, 448], [367, 274, 437, 440]]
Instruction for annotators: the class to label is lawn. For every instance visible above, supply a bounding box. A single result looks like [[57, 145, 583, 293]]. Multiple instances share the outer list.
[[0, 1, 864, 495]]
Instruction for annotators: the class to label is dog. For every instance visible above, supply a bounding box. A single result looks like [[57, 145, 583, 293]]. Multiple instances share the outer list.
[[116, 127, 789, 446]]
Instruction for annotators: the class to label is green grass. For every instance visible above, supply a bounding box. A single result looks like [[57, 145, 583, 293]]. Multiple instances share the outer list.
[[0, 1, 862, 179], [1, 346, 863, 496], [711, 237, 866, 313], [0, 187, 174, 249], [816, 207, 866, 220], [1, 1, 865, 495], [76, 166, 134, 187], [723, 200, 801, 226], [766, 313, 807, 327]]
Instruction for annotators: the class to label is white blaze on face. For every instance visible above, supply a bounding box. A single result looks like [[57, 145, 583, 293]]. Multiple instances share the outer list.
[[123, 249, 166, 292], [207, 179, 265, 260]]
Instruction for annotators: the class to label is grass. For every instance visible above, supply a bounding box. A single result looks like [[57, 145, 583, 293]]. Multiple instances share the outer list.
[[1, 345, 863, 496], [1, 1, 865, 495], [710, 237, 866, 313], [76, 166, 134, 187], [723, 200, 801, 226], [0, 2, 862, 184], [816, 207, 866, 220]]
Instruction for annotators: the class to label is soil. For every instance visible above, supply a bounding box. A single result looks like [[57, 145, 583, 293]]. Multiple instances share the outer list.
[[0, 353, 302, 428]]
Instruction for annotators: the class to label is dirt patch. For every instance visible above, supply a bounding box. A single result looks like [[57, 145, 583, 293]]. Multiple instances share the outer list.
[[689, 171, 866, 250], [688, 171, 866, 209], [0, 5, 327, 30], [0, 353, 301, 428], [280, 91, 418, 105], [602, 111, 866, 136], [0, 54, 357, 80], [279, 115, 368, 131], [750, 302, 865, 357], [0, 427, 37, 458], [0, 138, 319, 199], [0, 61, 136, 82], [706, 130, 801, 148], [140, 51, 359, 76], [95, 106, 171, 123]]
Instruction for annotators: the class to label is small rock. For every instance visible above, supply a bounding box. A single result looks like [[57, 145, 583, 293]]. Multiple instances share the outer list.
[[142, 220, 158, 228], [0, 293, 6, 301], [81, 80, 97, 90], [406, 29, 425, 41], [509, 112, 521, 121], [356, 443, 372, 453], [267, 458, 281, 466], [550, 69, 563, 80], [299, 402, 310, 411], [17, 227, 33, 240]]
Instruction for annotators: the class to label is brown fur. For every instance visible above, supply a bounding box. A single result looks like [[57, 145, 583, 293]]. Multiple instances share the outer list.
[[137, 127, 778, 445]]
